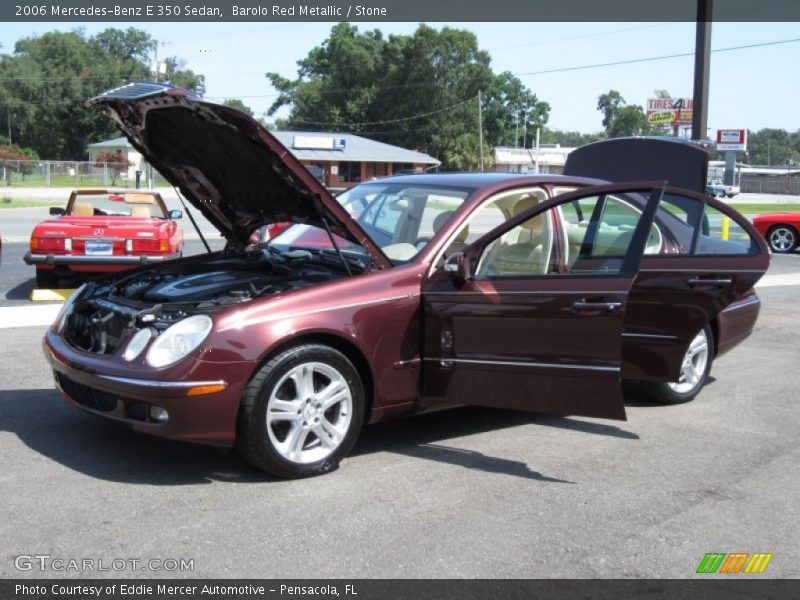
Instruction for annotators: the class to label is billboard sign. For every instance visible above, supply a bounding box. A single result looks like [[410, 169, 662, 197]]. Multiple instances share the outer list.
[[716, 129, 747, 152], [646, 98, 694, 126]]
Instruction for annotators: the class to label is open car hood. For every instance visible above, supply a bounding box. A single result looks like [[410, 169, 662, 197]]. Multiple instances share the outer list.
[[88, 82, 391, 268]]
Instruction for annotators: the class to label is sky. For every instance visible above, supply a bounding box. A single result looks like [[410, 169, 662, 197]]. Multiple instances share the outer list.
[[0, 20, 798, 137]]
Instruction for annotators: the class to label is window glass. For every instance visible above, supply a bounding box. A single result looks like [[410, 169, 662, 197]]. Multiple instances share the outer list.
[[476, 192, 649, 277], [271, 182, 474, 263], [695, 204, 758, 255], [68, 192, 165, 218], [338, 161, 361, 183]]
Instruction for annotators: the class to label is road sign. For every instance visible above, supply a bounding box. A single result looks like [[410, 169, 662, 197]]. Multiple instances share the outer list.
[[716, 129, 747, 152]]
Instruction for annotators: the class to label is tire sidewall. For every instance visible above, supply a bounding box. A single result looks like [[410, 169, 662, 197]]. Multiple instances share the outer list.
[[240, 345, 365, 478]]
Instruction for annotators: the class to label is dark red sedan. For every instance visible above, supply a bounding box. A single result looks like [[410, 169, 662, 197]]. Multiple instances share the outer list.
[[43, 83, 769, 478]]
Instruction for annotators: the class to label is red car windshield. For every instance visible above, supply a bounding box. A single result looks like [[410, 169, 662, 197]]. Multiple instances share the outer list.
[[270, 182, 474, 263], [68, 193, 166, 218]]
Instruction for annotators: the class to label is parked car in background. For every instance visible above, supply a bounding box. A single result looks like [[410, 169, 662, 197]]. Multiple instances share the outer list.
[[25, 189, 183, 287], [44, 83, 769, 479], [752, 211, 800, 253], [707, 179, 740, 198]]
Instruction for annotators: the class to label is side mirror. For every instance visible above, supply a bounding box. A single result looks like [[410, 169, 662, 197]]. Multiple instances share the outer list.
[[444, 252, 470, 281], [49, 207, 66, 216], [168, 209, 183, 220]]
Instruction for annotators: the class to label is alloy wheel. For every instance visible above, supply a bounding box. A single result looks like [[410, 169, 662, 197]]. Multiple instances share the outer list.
[[768, 227, 796, 253], [667, 329, 710, 394], [265, 361, 353, 464]]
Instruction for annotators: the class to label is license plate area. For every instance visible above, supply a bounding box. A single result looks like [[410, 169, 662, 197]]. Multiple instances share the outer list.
[[85, 240, 113, 255]]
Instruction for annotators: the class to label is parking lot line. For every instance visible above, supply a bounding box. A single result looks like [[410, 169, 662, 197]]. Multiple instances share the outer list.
[[0, 304, 62, 329]]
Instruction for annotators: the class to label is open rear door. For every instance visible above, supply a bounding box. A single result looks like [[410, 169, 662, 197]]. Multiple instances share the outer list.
[[421, 182, 666, 420]]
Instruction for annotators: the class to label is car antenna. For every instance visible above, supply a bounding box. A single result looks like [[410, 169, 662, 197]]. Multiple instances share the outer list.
[[313, 196, 352, 277], [172, 186, 211, 254]]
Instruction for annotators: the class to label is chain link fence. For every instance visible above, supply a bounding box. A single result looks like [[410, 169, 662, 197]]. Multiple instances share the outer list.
[[740, 174, 800, 195], [0, 160, 170, 188]]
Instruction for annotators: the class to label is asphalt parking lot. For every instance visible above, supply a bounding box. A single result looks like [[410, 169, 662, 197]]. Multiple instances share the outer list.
[[0, 228, 798, 578]]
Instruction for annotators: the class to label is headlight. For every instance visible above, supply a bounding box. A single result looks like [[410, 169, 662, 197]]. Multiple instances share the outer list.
[[53, 283, 87, 334], [123, 327, 155, 362], [146, 315, 213, 368]]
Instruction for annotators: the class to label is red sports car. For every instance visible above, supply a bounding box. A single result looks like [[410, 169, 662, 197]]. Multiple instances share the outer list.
[[43, 83, 769, 479], [25, 189, 183, 287], [752, 212, 799, 254]]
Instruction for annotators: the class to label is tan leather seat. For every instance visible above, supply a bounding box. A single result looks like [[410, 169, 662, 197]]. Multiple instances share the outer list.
[[130, 206, 152, 218], [478, 194, 552, 276], [71, 202, 94, 216]]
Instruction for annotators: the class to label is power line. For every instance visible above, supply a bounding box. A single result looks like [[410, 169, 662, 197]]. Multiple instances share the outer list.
[[515, 36, 800, 77], [290, 96, 477, 127]]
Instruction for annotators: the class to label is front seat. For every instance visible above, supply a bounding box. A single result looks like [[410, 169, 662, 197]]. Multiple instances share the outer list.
[[71, 202, 94, 216], [479, 194, 552, 276]]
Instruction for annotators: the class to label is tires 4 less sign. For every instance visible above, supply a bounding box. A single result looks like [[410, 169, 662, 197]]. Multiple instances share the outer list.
[[646, 98, 694, 126]]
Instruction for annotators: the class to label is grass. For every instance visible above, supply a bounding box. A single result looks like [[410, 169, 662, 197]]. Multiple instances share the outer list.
[[0, 197, 62, 209], [726, 203, 800, 215]]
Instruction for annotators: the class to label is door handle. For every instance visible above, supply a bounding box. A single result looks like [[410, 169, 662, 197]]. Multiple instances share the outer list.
[[688, 278, 733, 286], [572, 301, 623, 313]]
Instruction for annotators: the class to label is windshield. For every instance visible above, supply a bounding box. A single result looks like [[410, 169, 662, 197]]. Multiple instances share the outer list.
[[67, 192, 166, 218], [270, 182, 475, 264]]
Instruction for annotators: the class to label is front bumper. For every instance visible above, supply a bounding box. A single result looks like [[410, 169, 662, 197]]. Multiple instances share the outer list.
[[43, 329, 253, 446], [25, 251, 181, 266]]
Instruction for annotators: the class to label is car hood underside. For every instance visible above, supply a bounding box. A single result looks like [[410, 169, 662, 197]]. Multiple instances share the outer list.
[[87, 82, 390, 268]]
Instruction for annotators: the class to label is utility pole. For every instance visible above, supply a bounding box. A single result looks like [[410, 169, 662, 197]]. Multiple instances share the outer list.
[[691, 0, 713, 141], [477, 91, 484, 171], [7, 110, 11, 145], [153, 40, 159, 82]]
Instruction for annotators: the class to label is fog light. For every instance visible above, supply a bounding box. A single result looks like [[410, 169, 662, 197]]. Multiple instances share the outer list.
[[149, 406, 169, 422]]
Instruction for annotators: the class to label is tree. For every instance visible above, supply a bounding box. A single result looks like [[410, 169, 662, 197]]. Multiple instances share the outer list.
[[93, 149, 132, 186], [0, 144, 38, 184], [743, 128, 800, 165], [222, 98, 254, 116], [482, 71, 549, 148], [0, 28, 206, 160], [596, 90, 648, 138], [265, 24, 530, 170]]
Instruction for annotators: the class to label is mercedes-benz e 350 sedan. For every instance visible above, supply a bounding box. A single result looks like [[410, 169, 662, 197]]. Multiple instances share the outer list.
[[43, 83, 769, 478]]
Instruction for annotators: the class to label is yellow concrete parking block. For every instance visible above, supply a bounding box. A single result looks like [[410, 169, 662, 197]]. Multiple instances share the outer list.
[[29, 288, 76, 302]]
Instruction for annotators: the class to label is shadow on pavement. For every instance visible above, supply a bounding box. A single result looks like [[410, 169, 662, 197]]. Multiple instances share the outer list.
[[1, 389, 638, 485]]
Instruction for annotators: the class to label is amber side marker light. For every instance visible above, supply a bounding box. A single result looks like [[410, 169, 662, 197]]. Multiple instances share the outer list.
[[186, 383, 228, 396]]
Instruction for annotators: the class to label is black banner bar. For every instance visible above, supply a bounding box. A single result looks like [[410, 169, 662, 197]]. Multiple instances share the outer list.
[[2, 579, 800, 600], [4, 0, 800, 23]]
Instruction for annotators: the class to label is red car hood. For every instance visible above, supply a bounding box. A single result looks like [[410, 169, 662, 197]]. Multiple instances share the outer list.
[[34, 216, 173, 237], [87, 82, 391, 269]]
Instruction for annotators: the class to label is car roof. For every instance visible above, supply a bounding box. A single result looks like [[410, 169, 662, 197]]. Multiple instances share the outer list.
[[372, 172, 606, 189]]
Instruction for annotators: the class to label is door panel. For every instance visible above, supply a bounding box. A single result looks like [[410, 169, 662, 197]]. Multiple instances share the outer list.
[[421, 183, 667, 421], [620, 189, 770, 381]]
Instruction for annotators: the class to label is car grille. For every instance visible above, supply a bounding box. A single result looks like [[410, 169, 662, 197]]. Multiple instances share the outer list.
[[56, 373, 118, 412]]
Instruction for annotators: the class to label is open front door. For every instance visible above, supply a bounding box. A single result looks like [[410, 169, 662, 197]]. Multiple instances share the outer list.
[[421, 183, 666, 421]]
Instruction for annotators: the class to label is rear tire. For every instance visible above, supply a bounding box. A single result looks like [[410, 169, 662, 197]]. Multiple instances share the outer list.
[[640, 326, 713, 405], [766, 225, 797, 254], [35, 268, 59, 288], [236, 344, 365, 478]]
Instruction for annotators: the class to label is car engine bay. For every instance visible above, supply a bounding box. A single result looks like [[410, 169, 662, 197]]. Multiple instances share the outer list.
[[63, 246, 364, 355]]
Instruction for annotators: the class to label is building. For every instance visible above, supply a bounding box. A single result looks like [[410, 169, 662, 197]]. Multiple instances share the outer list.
[[492, 145, 576, 174], [271, 131, 440, 189], [88, 132, 440, 190], [86, 137, 144, 182]]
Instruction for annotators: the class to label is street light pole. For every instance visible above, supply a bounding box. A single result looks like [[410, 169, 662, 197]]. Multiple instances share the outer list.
[[477, 91, 484, 171]]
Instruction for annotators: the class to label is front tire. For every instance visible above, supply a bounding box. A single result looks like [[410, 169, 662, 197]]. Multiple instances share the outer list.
[[640, 327, 713, 405], [236, 344, 365, 478], [767, 225, 797, 254]]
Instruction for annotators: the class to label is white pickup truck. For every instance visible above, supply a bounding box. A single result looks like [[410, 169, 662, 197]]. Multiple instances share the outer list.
[[707, 179, 740, 198]]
